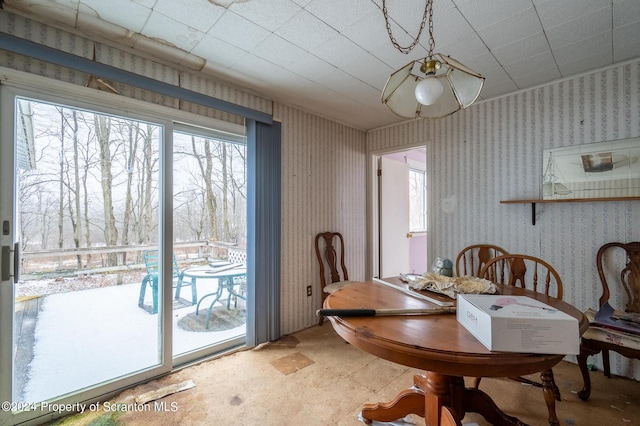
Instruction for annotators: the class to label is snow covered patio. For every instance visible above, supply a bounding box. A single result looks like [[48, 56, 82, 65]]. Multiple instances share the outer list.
[[14, 276, 246, 403]]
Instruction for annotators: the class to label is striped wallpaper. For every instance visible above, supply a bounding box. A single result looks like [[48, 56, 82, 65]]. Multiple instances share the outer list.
[[368, 60, 640, 379]]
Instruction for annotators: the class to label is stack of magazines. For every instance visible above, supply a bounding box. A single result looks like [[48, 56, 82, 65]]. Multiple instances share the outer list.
[[583, 302, 640, 350]]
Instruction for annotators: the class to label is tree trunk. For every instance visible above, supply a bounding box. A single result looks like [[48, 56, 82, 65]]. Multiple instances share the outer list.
[[95, 115, 119, 266], [121, 121, 140, 263], [192, 136, 218, 241], [57, 109, 65, 267], [222, 144, 230, 241], [141, 124, 154, 244], [72, 110, 82, 269]]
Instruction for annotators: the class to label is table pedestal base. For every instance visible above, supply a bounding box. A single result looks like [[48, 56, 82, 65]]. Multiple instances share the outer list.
[[361, 372, 527, 426]]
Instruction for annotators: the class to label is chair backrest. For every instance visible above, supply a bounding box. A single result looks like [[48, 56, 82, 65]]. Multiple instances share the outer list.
[[315, 232, 348, 291], [596, 242, 640, 313], [455, 244, 508, 277], [479, 254, 563, 299], [143, 250, 181, 278]]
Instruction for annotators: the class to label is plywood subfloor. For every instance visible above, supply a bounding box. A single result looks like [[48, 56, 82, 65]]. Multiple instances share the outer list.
[[48, 323, 640, 426]]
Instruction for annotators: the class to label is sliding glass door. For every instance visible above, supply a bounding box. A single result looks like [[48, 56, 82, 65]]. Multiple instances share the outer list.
[[0, 78, 248, 425]]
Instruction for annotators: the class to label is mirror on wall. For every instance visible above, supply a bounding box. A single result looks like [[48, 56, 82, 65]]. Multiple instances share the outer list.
[[542, 137, 640, 200]]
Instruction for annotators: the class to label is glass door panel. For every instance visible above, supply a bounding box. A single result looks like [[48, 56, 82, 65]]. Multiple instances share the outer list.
[[9, 97, 164, 405], [171, 129, 247, 358]]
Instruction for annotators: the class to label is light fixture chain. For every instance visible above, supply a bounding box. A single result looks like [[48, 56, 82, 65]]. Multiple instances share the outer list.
[[427, 0, 435, 58], [382, 0, 431, 54]]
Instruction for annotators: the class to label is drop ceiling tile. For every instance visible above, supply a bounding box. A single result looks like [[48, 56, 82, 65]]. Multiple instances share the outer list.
[[613, 0, 640, 27], [305, 0, 378, 32], [557, 54, 612, 78], [229, 0, 301, 32], [462, 52, 503, 76], [436, 36, 490, 65], [368, 41, 428, 70], [80, 0, 151, 33], [141, 11, 205, 52], [512, 65, 562, 89], [274, 9, 339, 51], [615, 20, 640, 48], [267, 68, 315, 91], [475, 6, 543, 49], [291, 0, 313, 7], [153, 0, 224, 33], [614, 21, 640, 61], [253, 34, 309, 68], [545, 7, 611, 49], [454, 0, 533, 29], [553, 33, 612, 66], [341, 52, 392, 89], [316, 69, 377, 99], [341, 10, 391, 53], [614, 43, 640, 63], [503, 50, 558, 81], [313, 33, 371, 70], [534, 0, 608, 29], [289, 80, 337, 99], [230, 53, 285, 82], [479, 76, 519, 100], [284, 52, 337, 81], [430, 7, 477, 44], [206, 10, 271, 51], [362, 0, 425, 40], [191, 34, 248, 68], [491, 33, 549, 66]]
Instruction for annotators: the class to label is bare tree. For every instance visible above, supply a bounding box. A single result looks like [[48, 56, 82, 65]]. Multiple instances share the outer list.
[[192, 136, 219, 241], [57, 108, 66, 267], [139, 123, 157, 245], [95, 114, 119, 266]]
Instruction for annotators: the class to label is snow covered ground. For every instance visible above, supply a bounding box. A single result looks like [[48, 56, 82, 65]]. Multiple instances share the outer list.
[[16, 278, 245, 402]]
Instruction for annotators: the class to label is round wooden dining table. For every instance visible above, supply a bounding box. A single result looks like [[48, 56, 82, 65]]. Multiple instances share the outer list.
[[323, 279, 588, 426]]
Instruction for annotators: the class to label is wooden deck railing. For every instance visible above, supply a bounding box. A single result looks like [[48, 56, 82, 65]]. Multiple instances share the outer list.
[[20, 241, 246, 280]]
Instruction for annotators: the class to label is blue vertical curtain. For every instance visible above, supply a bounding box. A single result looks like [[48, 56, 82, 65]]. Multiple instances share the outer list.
[[246, 119, 281, 346]]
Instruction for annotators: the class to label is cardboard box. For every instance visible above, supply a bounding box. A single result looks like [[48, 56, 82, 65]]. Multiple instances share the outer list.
[[457, 294, 579, 354]]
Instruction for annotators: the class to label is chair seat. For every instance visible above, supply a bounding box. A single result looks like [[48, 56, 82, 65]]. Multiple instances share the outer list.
[[323, 280, 354, 294], [582, 308, 640, 350]]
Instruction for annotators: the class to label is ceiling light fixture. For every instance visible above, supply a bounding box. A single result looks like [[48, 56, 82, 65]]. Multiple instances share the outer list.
[[381, 0, 485, 119]]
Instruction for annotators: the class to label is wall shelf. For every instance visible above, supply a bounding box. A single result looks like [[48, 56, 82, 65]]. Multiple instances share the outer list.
[[500, 196, 640, 225]]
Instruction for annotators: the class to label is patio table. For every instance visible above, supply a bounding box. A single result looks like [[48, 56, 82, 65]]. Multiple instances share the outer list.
[[184, 265, 247, 329]]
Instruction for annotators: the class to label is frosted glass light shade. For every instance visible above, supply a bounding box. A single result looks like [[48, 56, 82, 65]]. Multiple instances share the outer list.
[[382, 53, 484, 119], [415, 77, 443, 105]]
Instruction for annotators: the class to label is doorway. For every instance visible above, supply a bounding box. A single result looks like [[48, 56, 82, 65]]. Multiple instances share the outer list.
[[370, 145, 429, 280]]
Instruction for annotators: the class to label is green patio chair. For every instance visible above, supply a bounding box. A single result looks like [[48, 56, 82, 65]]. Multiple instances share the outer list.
[[138, 250, 197, 314]]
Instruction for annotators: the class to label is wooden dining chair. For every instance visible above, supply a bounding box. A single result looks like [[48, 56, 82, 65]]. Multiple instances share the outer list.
[[455, 244, 508, 277], [478, 253, 564, 426], [315, 232, 351, 325], [456, 245, 510, 394], [576, 242, 640, 401]]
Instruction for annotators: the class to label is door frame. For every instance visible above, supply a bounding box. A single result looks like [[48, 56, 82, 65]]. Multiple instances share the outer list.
[[366, 143, 432, 281]]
